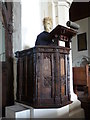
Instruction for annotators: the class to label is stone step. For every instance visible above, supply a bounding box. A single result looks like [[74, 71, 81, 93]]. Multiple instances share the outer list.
[[69, 100, 82, 112], [5, 104, 30, 118]]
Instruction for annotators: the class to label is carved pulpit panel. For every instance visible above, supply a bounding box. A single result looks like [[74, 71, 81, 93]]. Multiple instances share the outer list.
[[60, 56, 65, 77], [15, 25, 77, 108], [60, 55, 65, 94], [43, 54, 51, 87]]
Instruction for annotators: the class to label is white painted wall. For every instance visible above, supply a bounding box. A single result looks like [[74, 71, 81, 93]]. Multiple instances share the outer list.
[[40, 1, 53, 31], [0, 19, 3, 60], [21, 0, 41, 48], [72, 18, 89, 67], [13, 2, 22, 53], [0, 19, 5, 61]]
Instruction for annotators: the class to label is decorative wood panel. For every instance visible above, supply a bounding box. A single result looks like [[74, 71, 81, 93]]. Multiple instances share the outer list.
[[15, 46, 71, 108]]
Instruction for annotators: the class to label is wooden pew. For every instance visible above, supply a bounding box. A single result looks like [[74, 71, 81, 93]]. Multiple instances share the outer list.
[[73, 65, 90, 98]]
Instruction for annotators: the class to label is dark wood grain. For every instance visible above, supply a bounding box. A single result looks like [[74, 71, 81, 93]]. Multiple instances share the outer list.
[[15, 46, 70, 108], [0, 2, 14, 116]]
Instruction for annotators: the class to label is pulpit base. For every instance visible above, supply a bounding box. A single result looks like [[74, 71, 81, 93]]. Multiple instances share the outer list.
[[5, 100, 85, 118]]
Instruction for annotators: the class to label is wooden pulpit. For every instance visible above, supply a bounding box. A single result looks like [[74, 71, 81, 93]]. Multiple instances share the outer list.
[[15, 25, 77, 108]]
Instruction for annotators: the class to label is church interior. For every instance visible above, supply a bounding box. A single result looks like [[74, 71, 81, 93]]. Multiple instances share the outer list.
[[0, 0, 90, 119]]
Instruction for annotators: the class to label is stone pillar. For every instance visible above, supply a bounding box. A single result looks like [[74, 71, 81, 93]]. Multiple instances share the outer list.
[[52, 1, 58, 28], [58, 0, 73, 26], [57, 0, 77, 101], [12, 2, 22, 101], [52, 1, 56, 28]]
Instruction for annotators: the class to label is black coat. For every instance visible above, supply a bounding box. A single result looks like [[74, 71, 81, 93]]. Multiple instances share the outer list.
[[35, 31, 57, 46]]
